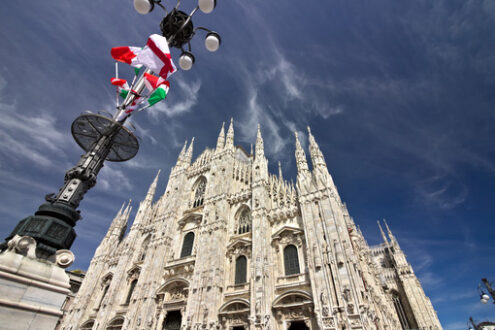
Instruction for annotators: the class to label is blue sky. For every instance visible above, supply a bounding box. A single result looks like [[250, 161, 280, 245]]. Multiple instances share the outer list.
[[1, 0, 494, 328]]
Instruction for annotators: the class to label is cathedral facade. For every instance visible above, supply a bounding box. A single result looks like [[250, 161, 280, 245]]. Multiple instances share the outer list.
[[60, 120, 442, 330]]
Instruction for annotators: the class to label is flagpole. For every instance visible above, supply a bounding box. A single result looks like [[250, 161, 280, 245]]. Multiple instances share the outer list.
[[115, 62, 119, 107], [114, 68, 152, 123]]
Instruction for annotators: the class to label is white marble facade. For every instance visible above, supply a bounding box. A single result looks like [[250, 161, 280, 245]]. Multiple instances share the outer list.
[[60, 120, 442, 330]]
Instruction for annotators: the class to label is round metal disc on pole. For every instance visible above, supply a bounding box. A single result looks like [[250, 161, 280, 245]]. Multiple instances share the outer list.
[[71, 113, 139, 162]]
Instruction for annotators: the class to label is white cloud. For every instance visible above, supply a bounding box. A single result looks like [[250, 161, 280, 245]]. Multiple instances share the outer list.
[[98, 165, 133, 192], [0, 76, 71, 168], [150, 78, 201, 118]]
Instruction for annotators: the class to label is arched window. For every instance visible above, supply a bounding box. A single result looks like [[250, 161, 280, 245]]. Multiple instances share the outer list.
[[192, 178, 206, 208], [80, 320, 95, 330], [235, 256, 247, 284], [284, 245, 300, 276], [392, 291, 410, 329], [106, 317, 124, 330], [97, 275, 112, 309], [236, 208, 252, 234], [125, 279, 137, 305], [180, 232, 195, 258], [139, 235, 151, 261]]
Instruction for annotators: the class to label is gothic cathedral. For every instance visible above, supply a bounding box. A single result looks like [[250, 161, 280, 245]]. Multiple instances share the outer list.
[[61, 120, 442, 330]]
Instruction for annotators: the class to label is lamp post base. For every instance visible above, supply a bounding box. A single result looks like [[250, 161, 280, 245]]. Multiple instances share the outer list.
[[0, 236, 74, 330], [1, 203, 79, 259]]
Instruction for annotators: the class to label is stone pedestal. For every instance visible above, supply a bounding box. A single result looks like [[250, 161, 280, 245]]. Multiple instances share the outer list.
[[0, 236, 74, 330]]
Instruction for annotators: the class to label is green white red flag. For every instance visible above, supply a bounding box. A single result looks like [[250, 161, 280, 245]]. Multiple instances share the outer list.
[[143, 72, 170, 106], [148, 83, 170, 106], [110, 77, 130, 99]]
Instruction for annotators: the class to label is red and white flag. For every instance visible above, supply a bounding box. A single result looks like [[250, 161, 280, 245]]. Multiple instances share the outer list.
[[143, 73, 168, 92], [110, 47, 143, 68], [111, 34, 177, 79]]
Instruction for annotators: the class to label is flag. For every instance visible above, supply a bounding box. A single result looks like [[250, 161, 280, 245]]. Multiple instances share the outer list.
[[147, 83, 170, 106], [136, 34, 177, 79], [111, 35, 176, 79], [110, 78, 129, 99], [116, 95, 145, 121], [110, 47, 143, 67], [143, 73, 168, 92]]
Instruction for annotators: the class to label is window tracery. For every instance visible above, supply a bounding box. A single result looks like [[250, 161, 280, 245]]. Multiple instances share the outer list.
[[125, 279, 137, 305], [139, 235, 150, 262], [192, 178, 206, 208], [97, 274, 112, 309], [80, 320, 95, 330], [106, 317, 124, 330], [236, 207, 251, 235]]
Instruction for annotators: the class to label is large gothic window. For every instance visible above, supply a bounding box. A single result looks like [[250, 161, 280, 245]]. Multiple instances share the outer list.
[[125, 279, 137, 304], [236, 208, 252, 235], [235, 255, 247, 284], [284, 245, 300, 276], [392, 291, 410, 329], [97, 275, 112, 309], [139, 235, 151, 261], [106, 317, 124, 330], [80, 320, 95, 330], [192, 177, 206, 208], [180, 232, 195, 258]]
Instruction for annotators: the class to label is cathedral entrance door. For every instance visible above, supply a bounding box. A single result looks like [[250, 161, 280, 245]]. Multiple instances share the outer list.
[[288, 320, 309, 330], [163, 310, 182, 330], [232, 327, 245, 330]]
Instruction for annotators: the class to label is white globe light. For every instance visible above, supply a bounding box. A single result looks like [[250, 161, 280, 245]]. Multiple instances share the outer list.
[[205, 32, 221, 52], [481, 293, 490, 303], [179, 53, 195, 71], [198, 0, 216, 14], [134, 0, 153, 14]]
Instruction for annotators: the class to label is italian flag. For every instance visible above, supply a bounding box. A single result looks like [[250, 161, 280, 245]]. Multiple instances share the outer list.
[[144, 72, 170, 106], [148, 83, 170, 106], [110, 78, 129, 99], [144, 73, 167, 92]]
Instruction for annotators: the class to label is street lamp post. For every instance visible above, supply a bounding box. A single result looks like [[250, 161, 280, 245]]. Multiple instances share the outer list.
[[0, 0, 222, 259], [467, 279, 495, 330], [480, 278, 495, 305]]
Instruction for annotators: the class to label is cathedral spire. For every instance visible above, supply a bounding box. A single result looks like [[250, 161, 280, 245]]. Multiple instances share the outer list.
[[294, 131, 309, 173], [145, 170, 160, 202], [377, 220, 389, 244], [383, 219, 397, 245], [105, 200, 131, 240], [185, 137, 194, 165], [278, 161, 283, 180], [255, 124, 265, 159], [215, 122, 225, 152], [176, 140, 188, 167], [307, 126, 326, 169], [225, 118, 234, 150]]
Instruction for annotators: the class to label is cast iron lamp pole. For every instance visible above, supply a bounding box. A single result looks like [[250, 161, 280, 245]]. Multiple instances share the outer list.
[[1, 0, 222, 258], [480, 278, 495, 304]]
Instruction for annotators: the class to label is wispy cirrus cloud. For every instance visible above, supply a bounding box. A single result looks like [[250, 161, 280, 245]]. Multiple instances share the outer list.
[[150, 78, 201, 118]]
